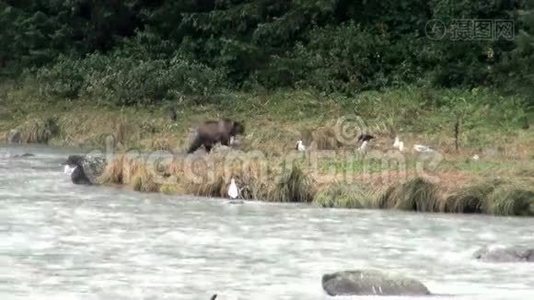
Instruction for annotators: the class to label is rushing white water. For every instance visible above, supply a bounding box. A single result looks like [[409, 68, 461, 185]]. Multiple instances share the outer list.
[[1, 145, 534, 300]]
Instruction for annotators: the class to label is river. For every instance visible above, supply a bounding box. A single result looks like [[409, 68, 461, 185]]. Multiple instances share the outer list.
[[1, 145, 533, 300]]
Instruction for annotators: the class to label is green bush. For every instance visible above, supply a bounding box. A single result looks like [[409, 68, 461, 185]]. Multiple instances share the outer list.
[[284, 23, 391, 93], [34, 54, 226, 106], [35, 55, 87, 98]]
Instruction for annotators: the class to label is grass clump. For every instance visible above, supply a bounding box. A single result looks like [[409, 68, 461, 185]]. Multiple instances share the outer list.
[[444, 179, 534, 216], [310, 126, 343, 150], [270, 164, 315, 202], [313, 182, 373, 208], [131, 168, 161, 193], [99, 155, 126, 184], [485, 183, 534, 216], [179, 150, 272, 200], [20, 117, 60, 144], [159, 183, 182, 195], [378, 177, 441, 212], [443, 180, 499, 213]]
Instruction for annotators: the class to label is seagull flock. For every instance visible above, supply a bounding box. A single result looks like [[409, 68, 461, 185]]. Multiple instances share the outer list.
[[226, 133, 477, 200]]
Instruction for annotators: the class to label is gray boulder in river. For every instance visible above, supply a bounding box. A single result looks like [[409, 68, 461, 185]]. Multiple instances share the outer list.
[[62, 154, 107, 185], [473, 245, 534, 262], [322, 270, 431, 296]]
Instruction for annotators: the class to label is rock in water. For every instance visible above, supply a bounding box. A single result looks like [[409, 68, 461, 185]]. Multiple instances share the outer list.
[[473, 245, 534, 262], [322, 270, 431, 296], [6, 129, 22, 144], [62, 154, 107, 185]]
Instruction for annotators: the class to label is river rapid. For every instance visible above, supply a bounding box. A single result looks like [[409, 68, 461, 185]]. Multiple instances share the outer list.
[[1, 145, 533, 300]]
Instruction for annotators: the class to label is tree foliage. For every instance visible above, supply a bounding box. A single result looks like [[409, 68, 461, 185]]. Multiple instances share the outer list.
[[0, 0, 532, 104]]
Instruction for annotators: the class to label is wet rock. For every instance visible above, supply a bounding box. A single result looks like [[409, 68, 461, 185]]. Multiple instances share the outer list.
[[473, 245, 534, 262], [6, 129, 22, 144], [322, 270, 431, 296], [62, 154, 107, 185]]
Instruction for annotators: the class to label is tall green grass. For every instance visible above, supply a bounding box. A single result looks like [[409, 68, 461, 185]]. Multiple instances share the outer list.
[[313, 182, 374, 208], [377, 177, 441, 212]]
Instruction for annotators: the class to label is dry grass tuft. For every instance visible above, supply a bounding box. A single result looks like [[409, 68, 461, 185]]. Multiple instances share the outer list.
[[311, 126, 342, 150], [20, 117, 59, 144], [131, 167, 161, 193]]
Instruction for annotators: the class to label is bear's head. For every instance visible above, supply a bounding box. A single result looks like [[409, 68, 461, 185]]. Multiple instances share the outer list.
[[231, 121, 245, 136]]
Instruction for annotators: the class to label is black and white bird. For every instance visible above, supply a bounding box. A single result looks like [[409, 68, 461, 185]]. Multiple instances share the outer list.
[[61, 155, 106, 185], [62, 155, 92, 185], [357, 134, 375, 143], [357, 134, 374, 152]]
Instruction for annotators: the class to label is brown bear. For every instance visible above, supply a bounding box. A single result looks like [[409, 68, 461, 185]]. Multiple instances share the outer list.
[[187, 118, 245, 153]]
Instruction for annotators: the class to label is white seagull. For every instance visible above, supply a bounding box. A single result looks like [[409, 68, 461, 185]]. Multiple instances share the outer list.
[[393, 136, 400, 148], [296, 140, 306, 152], [358, 140, 369, 152], [393, 136, 404, 152], [472, 154, 480, 161], [227, 178, 239, 199], [413, 144, 434, 153]]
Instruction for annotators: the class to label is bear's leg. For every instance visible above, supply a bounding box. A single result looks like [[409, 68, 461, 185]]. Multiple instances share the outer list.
[[187, 136, 203, 154], [205, 144, 213, 152], [220, 135, 230, 146]]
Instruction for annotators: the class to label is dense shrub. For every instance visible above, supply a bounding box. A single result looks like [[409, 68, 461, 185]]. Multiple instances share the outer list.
[[35, 56, 87, 98], [255, 23, 391, 93], [35, 54, 226, 105], [2, 0, 533, 104]]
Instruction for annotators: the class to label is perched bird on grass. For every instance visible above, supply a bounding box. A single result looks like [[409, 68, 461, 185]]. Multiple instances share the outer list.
[[358, 140, 369, 152], [357, 134, 375, 143], [356, 134, 373, 153], [413, 144, 434, 153], [393, 136, 404, 152], [296, 140, 306, 152]]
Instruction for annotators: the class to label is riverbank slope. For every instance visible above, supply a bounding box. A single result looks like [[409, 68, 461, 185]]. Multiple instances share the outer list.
[[2, 85, 534, 215]]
